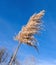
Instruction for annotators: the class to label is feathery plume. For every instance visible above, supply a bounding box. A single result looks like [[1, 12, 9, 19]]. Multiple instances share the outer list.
[[14, 10, 45, 51]]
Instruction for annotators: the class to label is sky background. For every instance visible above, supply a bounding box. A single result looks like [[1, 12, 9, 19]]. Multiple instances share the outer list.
[[0, 0, 56, 65]]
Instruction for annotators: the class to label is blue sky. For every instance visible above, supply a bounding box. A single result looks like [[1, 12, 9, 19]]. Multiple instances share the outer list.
[[0, 0, 56, 64]]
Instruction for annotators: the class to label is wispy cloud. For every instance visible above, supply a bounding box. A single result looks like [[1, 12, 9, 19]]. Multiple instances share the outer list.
[[21, 55, 56, 65], [38, 59, 56, 65]]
